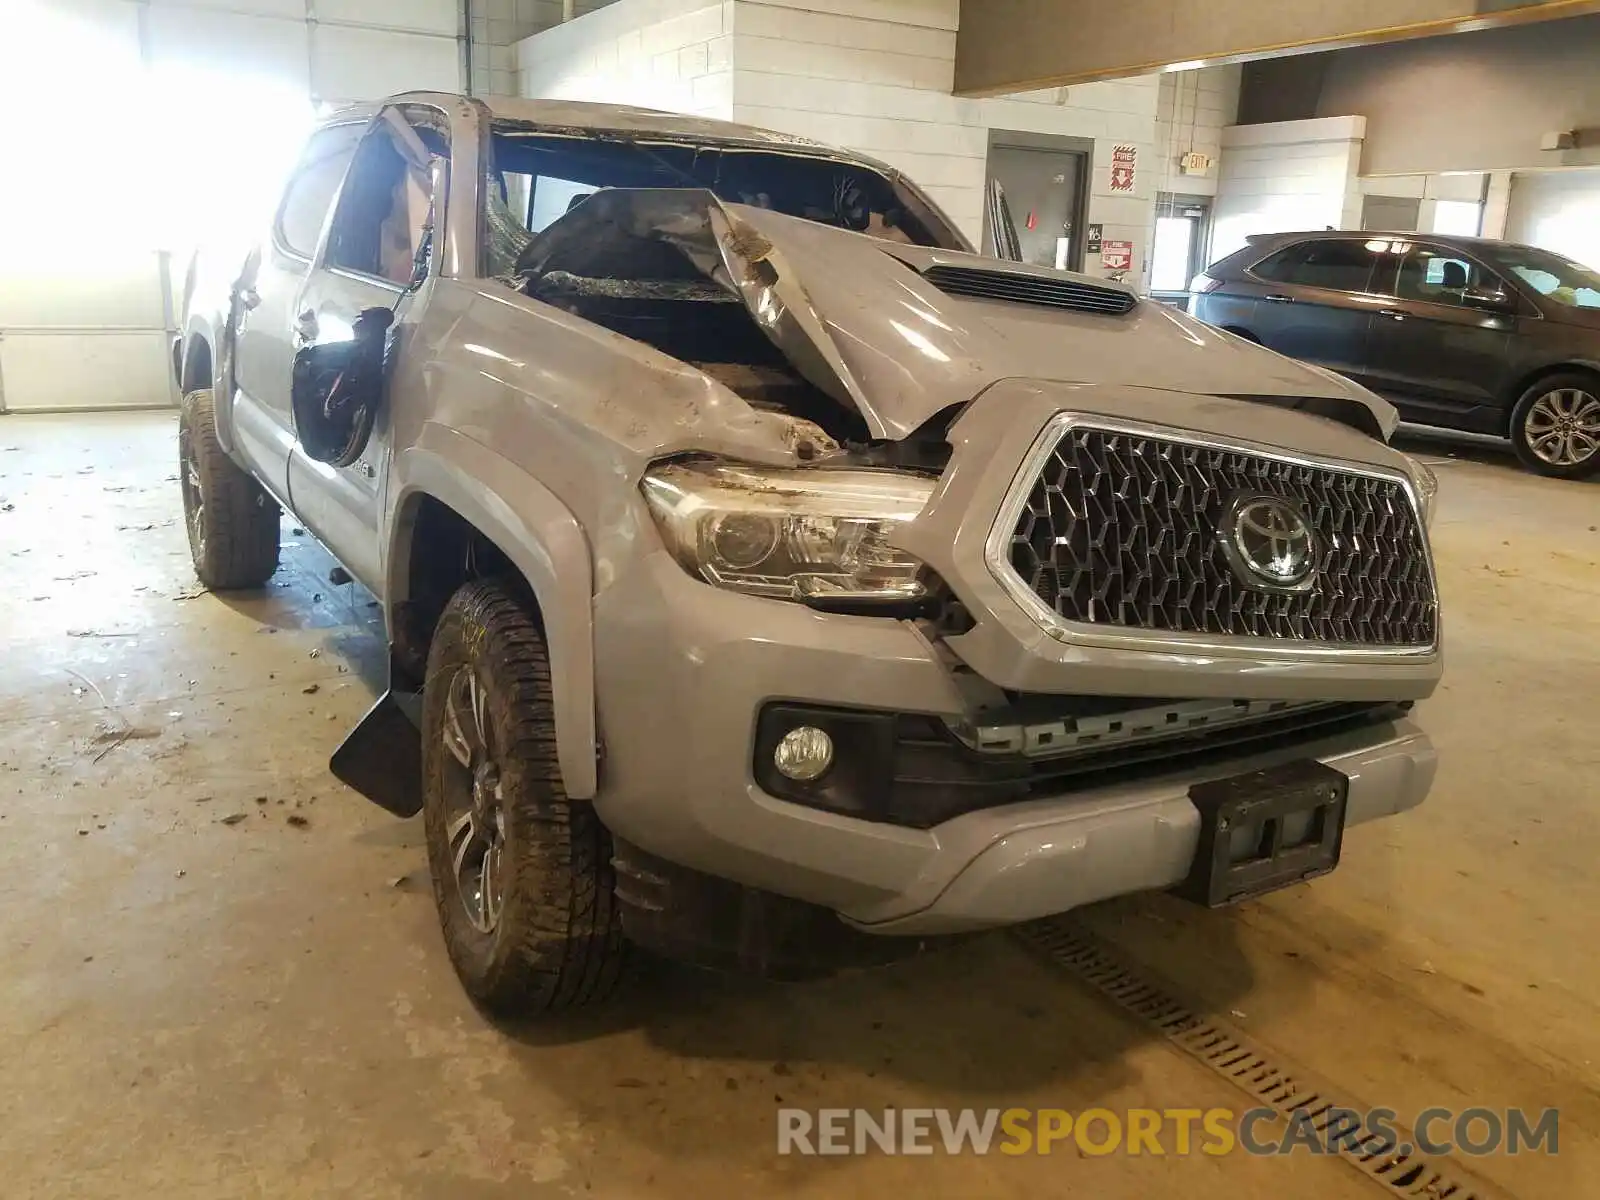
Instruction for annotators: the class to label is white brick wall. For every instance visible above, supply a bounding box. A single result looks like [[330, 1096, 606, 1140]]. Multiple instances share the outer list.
[[730, 0, 1159, 281], [1213, 117, 1368, 260], [473, 0, 618, 96], [1155, 65, 1240, 198], [514, 0, 734, 118], [0, 0, 463, 412], [509, 0, 1162, 280]]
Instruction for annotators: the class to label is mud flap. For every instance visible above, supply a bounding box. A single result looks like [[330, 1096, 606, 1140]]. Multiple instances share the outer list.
[[330, 691, 424, 818]]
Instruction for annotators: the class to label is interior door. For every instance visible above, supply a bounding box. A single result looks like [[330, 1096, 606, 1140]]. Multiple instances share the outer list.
[[984, 142, 1088, 270], [1363, 243, 1518, 432], [286, 110, 445, 593], [1246, 238, 1383, 386], [230, 121, 367, 505], [1151, 197, 1210, 295]]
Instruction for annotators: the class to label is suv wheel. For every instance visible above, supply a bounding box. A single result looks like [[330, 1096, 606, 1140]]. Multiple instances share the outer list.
[[421, 579, 632, 1015], [1510, 374, 1600, 479], [177, 388, 281, 588]]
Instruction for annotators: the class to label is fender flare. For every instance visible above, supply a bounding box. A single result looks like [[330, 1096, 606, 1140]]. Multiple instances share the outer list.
[[181, 311, 240, 455], [387, 430, 598, 799]]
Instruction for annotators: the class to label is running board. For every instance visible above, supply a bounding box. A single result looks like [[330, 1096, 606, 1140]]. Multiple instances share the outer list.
[[330, 691, 424, 818]]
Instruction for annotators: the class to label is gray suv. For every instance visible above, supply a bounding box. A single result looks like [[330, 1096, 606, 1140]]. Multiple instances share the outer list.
[[1191, 230, 1600, 479], [174, 93, 1442, 1015]]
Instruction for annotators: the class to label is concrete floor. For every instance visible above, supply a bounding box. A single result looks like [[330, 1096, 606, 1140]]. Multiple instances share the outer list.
[[0, 412, 1595, 1199]]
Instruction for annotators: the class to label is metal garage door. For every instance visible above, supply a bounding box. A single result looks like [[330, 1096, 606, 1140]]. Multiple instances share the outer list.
[[1505, 168, 1600, 269], [0, 0, 462, 413]]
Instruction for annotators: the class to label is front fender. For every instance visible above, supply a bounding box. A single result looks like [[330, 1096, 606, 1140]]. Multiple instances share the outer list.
[[388, 426, 598, 799]]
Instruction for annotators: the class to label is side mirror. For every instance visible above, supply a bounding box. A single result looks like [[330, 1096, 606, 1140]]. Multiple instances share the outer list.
[[1463, 286, 1515, 313], [290, 306, 394, 467]]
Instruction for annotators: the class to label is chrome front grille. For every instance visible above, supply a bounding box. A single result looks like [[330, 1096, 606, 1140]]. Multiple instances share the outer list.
[[999, 421, 1438, 649]]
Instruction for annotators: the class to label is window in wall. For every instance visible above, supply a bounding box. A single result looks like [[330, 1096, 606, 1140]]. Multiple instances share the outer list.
[[277, 123, 367, 258], [1253, 239, 1379, 292], [1431, 201, 1483, 237]]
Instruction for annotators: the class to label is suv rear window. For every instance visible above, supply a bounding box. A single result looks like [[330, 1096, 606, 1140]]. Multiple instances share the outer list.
[[1254, 240, 1379, 293]]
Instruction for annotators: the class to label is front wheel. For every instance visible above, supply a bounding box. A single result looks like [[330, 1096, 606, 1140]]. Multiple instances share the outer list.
[[1509, 374, 1600, 479], [421, 579, 632, 1016], [178, 388, 281, 588]]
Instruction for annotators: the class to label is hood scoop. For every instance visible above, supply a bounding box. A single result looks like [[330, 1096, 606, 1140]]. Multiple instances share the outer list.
[[922, 264, 1137, 316]]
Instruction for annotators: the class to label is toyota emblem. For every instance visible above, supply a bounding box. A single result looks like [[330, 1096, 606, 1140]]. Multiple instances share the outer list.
[[1220, 494, 1319, 592]]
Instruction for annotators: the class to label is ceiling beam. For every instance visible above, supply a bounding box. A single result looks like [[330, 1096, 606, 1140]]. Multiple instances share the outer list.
[[955, 0, 1600, 96]]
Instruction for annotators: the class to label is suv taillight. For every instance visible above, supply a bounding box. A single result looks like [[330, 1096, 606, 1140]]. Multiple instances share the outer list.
[[1189, 273, 1223, 294]]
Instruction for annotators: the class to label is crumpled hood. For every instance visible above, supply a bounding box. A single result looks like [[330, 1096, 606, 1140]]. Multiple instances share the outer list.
[[514, 189, 1397, 444]]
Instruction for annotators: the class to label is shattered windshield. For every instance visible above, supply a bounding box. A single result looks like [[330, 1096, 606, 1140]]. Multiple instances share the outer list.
[[482, 123, 964, 276]]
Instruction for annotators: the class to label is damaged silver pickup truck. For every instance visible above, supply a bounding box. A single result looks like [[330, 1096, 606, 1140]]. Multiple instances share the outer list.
[[174, 92, 1442, 1013]]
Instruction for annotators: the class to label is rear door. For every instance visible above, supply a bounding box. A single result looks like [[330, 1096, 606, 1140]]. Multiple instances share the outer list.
[[1362, 242, 1519, 433], [284, 109, 447, 594], [230, 121, 367, 505], [1245, 238, 1385, 386]]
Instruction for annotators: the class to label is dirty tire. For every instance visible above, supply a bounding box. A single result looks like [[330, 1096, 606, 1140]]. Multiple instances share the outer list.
[[1508, 372, 1600, 479], [422, 579, 632, 1016], [178, 388, 280, 588]]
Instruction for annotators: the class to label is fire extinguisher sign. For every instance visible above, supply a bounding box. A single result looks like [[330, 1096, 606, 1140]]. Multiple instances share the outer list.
[[1110, 144, 1138, 193]]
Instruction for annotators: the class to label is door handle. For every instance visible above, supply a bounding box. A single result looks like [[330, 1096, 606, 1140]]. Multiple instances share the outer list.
[[236, 286, 261, 311], [1263, 293, 1294, 303], [1378, 308, 1407, 322], [293, 309, 319, 345]]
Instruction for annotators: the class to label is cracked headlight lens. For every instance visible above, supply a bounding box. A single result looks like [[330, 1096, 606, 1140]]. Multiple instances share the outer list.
[[642, 462, 934, 603]]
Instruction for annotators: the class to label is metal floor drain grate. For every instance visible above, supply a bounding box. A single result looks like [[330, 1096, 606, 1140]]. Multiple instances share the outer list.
[[1017, 918, 1507, 1200]]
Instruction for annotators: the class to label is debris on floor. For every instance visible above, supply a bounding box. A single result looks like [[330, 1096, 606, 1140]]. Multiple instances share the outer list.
[[220, 813, 249, 826], [286, 814, 310, 829]]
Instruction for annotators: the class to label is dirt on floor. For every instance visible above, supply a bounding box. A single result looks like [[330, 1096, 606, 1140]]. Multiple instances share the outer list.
[[0, 414, 1595, 1199]]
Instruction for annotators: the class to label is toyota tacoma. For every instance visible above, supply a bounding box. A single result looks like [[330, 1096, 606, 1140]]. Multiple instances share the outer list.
[[174, 93, 1442, 1014]]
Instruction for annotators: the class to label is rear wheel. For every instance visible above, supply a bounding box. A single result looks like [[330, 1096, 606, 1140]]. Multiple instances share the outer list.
[[1510, 374, 1600, 479], [421, 579, 632, 1016], [177, 388, 281, 588]]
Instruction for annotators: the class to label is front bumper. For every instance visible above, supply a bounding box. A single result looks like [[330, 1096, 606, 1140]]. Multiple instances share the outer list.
[[591, 552, 1437, 935]]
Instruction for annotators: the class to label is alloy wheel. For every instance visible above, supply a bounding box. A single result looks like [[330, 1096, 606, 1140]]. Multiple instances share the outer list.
[[1524, 388, 1600, 468], [179, 432, 206, 560], [440, 665, 507, 935]]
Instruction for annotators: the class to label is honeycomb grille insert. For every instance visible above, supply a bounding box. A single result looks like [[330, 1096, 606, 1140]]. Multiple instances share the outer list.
[[1005, 427, 1438, 647]]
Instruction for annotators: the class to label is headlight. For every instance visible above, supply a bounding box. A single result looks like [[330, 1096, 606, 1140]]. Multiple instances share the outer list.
[[1410, 458, 1439, 528], [642, 462, 934, 602]]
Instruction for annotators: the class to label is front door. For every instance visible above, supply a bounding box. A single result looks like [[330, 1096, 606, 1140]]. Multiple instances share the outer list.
[[286, 110, 446, 593], [984, 140, 1089, 271], [1363, 242, 1519, 432], [230, 121, 367, 505]]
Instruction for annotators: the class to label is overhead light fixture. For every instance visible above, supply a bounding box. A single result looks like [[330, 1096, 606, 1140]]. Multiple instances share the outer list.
[[1166, 60, 1207, 72]]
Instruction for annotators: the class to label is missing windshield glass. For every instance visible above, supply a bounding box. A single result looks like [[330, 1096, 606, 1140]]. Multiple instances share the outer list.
[[483, 124, 962, 277]]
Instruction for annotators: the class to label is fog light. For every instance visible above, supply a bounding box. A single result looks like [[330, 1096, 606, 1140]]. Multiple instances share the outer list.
[[774, 726, 834, 782]]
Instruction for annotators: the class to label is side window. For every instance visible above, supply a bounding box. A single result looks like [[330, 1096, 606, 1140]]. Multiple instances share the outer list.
[[1254, 240, 1379, 293], [1393, 246, 1498, 307], [324, 115, 447, 286], [276, 124, 366, 258]]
